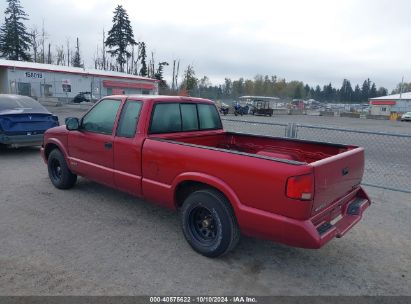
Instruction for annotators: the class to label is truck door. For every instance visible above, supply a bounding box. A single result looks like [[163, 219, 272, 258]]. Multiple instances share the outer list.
[[113, 100, 144, 196], [67, 98, 122, 186]]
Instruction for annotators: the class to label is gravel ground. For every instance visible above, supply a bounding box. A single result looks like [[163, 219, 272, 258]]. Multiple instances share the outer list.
[[0, 104, 410, 295]]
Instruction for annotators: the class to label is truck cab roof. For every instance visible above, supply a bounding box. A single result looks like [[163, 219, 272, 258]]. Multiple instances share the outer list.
[[104, 95, 216, 105]]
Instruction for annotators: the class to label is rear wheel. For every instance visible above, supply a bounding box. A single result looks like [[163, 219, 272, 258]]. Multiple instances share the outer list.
[[181, 189, 240, 257], [48, 149, 77, 189]]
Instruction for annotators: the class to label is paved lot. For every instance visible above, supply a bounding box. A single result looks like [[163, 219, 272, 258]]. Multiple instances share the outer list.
[[0, 104, 410, 295], [0, 146, 410, 295]]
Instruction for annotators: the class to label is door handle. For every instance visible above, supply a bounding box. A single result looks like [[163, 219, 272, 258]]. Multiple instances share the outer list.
[[104, 142, 113, 149]]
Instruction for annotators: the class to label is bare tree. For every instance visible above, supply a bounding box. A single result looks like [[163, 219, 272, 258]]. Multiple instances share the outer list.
[[172, 59, 180, 92], [148, 51, 156, 78], [55, 45, 65, 65], [29, 27, 40, 62], [39, 20, 48, 63]]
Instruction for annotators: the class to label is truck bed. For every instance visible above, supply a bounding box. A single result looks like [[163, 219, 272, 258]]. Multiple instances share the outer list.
[[155, 132, 356, 164]]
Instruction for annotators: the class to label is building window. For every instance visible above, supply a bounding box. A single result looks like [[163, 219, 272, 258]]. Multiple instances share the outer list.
[[18, 82, 31, 96], [142, 90, 150, 95], [381, 107, 387, 112]]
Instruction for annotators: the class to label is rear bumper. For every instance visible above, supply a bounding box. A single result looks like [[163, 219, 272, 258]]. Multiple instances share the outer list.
[[237, 187, 371, 249], [0, 133, 44, 146]]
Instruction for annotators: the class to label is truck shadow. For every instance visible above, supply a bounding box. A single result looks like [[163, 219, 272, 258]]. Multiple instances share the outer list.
[[0, 146, 40, 156], [72, 178, 350, 265]]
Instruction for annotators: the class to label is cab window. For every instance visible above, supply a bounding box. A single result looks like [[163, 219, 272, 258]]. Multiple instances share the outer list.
[[150, 103, 182, 133], [82, 99, 121, 134], [198, 104, 222, 130], [181, 103, 199, 131], [149, 102, 222, 134]]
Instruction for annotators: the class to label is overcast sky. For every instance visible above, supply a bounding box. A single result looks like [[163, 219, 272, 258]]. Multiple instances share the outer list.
[[1, 0, 410, 90]]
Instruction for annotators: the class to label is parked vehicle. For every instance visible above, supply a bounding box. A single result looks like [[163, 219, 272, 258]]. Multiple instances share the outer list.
[[401, 112, 411, 121], [250, 100, 274, 116], [0, 94, 59, 147], [72, 92, 96, 103], [234, 104, 248, 116], [219, 103, 229, 115], [41, 95, 371, 257]]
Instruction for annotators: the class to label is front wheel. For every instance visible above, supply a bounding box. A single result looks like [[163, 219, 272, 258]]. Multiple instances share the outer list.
[[48, 149, 77, 189], [181, 189, 240, 257]]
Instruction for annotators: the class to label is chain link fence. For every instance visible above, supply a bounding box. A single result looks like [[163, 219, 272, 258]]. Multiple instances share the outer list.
[[222, 118, 411, 193]]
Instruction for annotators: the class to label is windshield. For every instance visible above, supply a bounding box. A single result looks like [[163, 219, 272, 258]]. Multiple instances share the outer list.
[[0, 95, 49, 114]]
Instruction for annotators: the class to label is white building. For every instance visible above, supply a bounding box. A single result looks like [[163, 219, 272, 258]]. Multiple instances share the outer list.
[[369, 92, 411, 116], [0, 59, 158, 100]]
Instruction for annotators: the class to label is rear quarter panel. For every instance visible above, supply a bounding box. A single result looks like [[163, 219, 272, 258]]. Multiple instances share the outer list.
[[142, 138, 314, 220]]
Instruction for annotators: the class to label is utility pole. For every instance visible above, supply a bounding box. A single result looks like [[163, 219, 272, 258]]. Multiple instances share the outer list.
[[175, 60, 180, 91], [67, 38, 70, 66], [41, 20, 45, 63], [47, 43, 51, 64], [172, 60, 176, 92], [102, 29, 106, 70]]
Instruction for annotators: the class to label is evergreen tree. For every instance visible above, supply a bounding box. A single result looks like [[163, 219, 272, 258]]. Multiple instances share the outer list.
[[361, 78, 371, 102], [0, 0, 31, 61], [323, 83, 334, 101], [180, 65, 198, 95], [105, 5, 137, 72], [154, 61, 169, 92], [340, 79, 353, 102], [139, 42, 147, 76], [377, 87, 388, 97], [353, 84, 361, 103], [71, 37, 83, 68], [304, 84, 310, 98], [309, 87, 315, 99], [369, 82, 377, 99], [314, 85, 322, 101]]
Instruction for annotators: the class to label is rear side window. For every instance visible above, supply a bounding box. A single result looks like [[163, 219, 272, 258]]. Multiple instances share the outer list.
[[181, 103, 199, 131], [150, 103, 182, 133], [198, 104, 222, 130], [149, 102, 221, 134], [116, 101, 143, 138], [82, 99, 121, 134]]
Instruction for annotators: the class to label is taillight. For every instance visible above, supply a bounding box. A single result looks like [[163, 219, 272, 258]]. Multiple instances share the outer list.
[[286, 174, 314, 200]]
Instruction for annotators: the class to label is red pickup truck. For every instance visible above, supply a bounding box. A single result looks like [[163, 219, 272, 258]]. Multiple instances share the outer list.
[[41, 95, 370, 257]]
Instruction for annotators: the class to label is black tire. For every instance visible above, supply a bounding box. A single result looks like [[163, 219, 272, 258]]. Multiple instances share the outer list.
[[47, 149, 77, 189], [181, 189, 240, 258]]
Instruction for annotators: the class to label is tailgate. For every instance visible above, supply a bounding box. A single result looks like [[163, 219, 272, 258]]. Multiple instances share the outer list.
[[311, 147, 364, 215]]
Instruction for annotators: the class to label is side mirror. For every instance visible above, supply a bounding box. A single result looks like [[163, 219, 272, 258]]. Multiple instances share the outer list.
[[66, 117, 80, 131]]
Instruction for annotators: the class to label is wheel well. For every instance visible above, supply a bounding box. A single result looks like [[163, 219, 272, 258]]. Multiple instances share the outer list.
[[44, 143, 60, 160], [175, 181, 227, 209]]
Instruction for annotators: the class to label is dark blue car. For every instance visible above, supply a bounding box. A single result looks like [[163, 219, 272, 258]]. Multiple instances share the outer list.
[[0, 94, 59, 147]]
